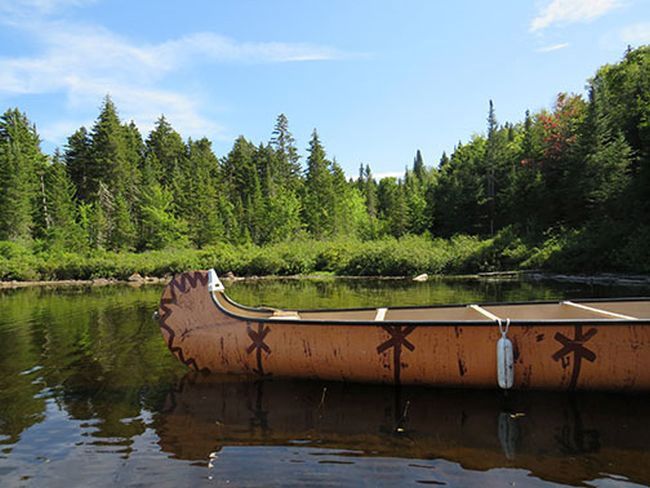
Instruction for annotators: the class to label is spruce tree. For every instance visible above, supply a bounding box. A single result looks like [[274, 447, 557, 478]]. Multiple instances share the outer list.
[[64, 127, 92, 201], [89, 96, 133, 197], [138, 182, 188, 250], [180, 138, 223, 247], [0, 109, 44, 241], [270, 113, 301, 190], [222, 136, 260, 242], [303, 129, 334, 237], [42, 154, 86, 251], [413, 150, 425, 181], [109, 194, 137, 251], [144, 115, 186, 188]]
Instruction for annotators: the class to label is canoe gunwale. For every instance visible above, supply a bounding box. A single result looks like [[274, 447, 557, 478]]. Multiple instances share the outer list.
[[222, 291, 650, 314], [213, 291, 650, 327]]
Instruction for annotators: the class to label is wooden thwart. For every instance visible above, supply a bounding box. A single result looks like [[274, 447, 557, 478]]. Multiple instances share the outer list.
[[469, 304, 502, 322], [374, 308, 388, 321], [561, 301, 638, 320]]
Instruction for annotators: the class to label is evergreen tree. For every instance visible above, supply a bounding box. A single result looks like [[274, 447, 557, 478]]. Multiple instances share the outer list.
[[122, 121, 144, 191], [42, 153, 86, 251], [64, 127, 92, 201], [433, 137, 487, 236], [582, 87, 633, 219], [377, 178, 409, 237], [179, 138, 223, 247], [303, 129, 334, 237], [413, 149, 425, 181], [362, 164, 378, 219], [330, 159, 366, 237], [439, 151, 449, 168], [109, 194, 137, 251], [222, 136, 261, 242], [143, 115, 186, 188], [0, 108, 43, 241], [139, 182, 188, 250], [270, 113, 302, 189], [404, 169, 428, 234], [89, 96, 134, 197]]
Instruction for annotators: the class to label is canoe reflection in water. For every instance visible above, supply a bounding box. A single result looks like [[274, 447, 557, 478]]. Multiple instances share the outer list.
[[154, 373, 650, 486]]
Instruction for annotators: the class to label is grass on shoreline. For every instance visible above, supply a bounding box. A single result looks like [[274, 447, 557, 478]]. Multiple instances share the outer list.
[[1, 226, 649, 282]]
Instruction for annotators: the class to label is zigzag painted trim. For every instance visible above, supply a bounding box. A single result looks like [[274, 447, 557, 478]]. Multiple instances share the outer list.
[[158, 271, 211, 373]]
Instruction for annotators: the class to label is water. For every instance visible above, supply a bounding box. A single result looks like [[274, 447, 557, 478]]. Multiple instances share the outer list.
[[1, 277, 649, 487]]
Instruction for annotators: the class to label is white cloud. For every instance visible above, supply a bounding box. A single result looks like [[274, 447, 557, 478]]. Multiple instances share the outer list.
[[0, 0, 95, 20], [536, 42, 570, 52], [0, 1, 351, 146], [530, 0, 621, 32], [619, 22, 650, 44], [156, 33, 350, 64]]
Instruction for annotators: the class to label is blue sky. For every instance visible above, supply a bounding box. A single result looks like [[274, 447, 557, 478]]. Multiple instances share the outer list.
[[0, 0, 648, 177]]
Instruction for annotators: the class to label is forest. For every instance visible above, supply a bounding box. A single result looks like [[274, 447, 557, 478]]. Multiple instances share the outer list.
[[0, 46, 648, 280]]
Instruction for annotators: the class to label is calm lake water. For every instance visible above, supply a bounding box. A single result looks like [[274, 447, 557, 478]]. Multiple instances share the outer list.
[[1, 276, 650, 487]]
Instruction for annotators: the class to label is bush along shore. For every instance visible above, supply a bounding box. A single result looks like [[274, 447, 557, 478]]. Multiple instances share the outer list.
[[1, 227, 649, 283]]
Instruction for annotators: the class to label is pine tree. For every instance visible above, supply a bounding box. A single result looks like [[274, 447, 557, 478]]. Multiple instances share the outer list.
[[138, 182, 188, 250], [64, 127, 92, 201], [89, 96, 133, 198], [377, 178, 409, 237], [303, 129, 334, 237], [179, 138, 223, 247], [222, 136, 260, 242], [0, 109, 44, 241], [439, 152, 449, 168], [42, 154, 86, 251], [363, 164, 378, 219], [270, 113, 301, 190], [404, 169, 427, 234], [122, 120, 144, 196], [109, 194, 137, 251], [144, 115, 186, 188], [582, 87, 633, 218], [413, 149, 425, 181]]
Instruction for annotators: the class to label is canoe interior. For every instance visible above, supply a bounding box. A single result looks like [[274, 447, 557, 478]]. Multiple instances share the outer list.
[[217, 292, 650, 324]]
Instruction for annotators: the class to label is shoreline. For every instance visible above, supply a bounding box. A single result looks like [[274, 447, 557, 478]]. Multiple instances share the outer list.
[[1, 270, 649, 290]]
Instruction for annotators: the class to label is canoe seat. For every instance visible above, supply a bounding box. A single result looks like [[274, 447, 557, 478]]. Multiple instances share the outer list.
[[270, 310, 301, 320]]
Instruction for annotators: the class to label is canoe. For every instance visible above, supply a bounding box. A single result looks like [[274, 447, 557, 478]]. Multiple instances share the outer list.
[[158, 270, 650, 391]]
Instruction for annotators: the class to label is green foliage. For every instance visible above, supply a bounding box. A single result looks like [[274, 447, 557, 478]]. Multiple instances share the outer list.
[[138, 183, 188, 250], [0, 108, 44, 241], [41, 158, 87, 252], [0, 46, 649, 280]]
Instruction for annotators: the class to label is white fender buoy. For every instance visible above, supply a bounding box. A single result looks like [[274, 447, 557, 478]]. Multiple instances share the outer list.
[[496, 319, 514, 389]]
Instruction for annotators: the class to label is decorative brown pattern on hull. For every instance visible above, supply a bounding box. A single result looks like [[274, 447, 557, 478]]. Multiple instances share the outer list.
[[158, 271, 211, 373], [552, 325, 598, 390], [157, 270, 650, 390], [246, 322, 272, 376], [377, 325, 417, 385]]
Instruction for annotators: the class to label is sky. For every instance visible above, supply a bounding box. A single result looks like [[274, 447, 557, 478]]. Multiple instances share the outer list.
[[0, 0, 648, 178]]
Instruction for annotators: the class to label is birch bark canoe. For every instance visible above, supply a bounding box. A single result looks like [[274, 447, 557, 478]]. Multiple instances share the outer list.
[[158, 270, 650, 391]]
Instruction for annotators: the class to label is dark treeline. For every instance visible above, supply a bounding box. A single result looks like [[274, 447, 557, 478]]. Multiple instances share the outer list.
[[0, 46, 648, 276]]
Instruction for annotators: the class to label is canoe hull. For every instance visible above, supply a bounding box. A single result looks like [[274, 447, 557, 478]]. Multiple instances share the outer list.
[[158, 271, 650, 391]]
